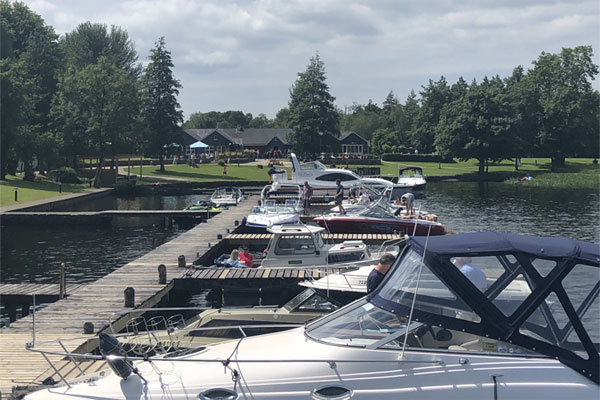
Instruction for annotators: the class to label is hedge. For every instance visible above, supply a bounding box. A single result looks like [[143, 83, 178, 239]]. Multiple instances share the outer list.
[[381, 153, 453, 163]]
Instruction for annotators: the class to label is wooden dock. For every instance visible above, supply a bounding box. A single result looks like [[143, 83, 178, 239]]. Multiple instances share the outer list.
[[0, 209, 221, 225], [0, 197, 255, 396]]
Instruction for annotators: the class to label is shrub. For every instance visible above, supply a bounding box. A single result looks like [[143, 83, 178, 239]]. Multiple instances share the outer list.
[[56, 166, 80, 183], [217, 159, 226, 166], [382, 153, 454, 163]]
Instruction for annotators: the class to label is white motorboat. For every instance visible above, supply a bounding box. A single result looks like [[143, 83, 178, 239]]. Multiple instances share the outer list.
[[260, 224, 404, 268], [25, 231, 600, 399], [272, 153, 408, 199], [395, 166, 427, 192], [245, 185, 303, 229], [117, 288, 341, 350], [210, 187, 243, 206]]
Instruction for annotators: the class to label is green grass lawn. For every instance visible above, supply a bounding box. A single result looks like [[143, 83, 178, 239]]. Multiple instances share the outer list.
[[0, 175, 90, 207], [138, 157, 599, 189]]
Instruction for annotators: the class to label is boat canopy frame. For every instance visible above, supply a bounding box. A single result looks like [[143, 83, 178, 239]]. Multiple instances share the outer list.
[[369, 231, 599, 383]]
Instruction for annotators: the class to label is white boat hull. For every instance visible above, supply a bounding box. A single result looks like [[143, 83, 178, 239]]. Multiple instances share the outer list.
[[26, 328, 597, 399]]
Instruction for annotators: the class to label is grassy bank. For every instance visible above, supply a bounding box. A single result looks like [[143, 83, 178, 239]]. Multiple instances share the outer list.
[[139, 157, 599, 189], [0, 175, 90, 207]]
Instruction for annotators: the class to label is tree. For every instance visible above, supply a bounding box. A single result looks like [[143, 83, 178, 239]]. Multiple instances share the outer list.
[[287, 53, 339, 156], [371, 128, 398, 155], [402, 90, 420, 148], [53, 21, 141, 172], [435, 77, 517, 174], [0, 1, 60, 180], [141, 37, 183, 172], [412, 77, 450, 153], [528, 46, 599, 170]]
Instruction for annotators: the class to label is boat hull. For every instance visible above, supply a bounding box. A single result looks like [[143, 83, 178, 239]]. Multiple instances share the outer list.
[[314, 216, 445, 236]]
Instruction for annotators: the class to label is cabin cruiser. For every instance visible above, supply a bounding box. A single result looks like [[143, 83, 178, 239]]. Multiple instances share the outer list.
[[271, 153, 409, 199], [210, 187, 243, 206], [245, 185, 303, 229], [260, 224, 404, 268], [316, 195, 445, 236], [395, 166, 426, 191], [25, 231, 599, 399]]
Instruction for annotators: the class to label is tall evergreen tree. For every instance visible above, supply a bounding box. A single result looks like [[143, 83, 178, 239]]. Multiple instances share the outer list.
[[141, 37, 183, 172], [287, 53, 339, 156]]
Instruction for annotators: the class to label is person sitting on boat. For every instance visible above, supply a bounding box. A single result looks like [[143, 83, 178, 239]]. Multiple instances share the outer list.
[[453, 257, 488, 292], [400, 193, 415, 215], [367, 253, 396, 293], [358, 190, 370, 205], [348, 186, 359, 202], [239, 245, 253, 268], [334, 179, 345, 214], [224, 249, 242, 268]]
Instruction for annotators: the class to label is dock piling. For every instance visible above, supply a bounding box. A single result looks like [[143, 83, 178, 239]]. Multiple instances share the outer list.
[[158, 264, 167, 284], [124, 287, 135, 307], [83, 322, 94, 334], [59, 263, 66, 300]]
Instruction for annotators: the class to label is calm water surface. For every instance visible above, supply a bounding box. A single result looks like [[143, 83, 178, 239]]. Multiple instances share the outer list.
[[1, 183, 598, 285]]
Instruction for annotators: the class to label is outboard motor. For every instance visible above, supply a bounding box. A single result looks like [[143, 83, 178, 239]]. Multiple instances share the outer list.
[[99, 333, 133, 379]]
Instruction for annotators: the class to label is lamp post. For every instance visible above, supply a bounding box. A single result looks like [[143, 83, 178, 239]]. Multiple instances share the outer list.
[[318, 132, 324, 157]]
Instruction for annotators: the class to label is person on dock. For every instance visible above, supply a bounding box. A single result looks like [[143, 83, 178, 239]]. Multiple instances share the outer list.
[[239, 245, 253, 267], [334, 179, 345, 214], [400, 192, 415, 215], [302, 181, 313, 215], [367, 253, 396, 293], [225, 249, 242, 268]]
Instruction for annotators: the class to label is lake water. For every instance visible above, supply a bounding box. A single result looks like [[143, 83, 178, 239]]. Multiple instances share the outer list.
[[1, 182, 598, 285]]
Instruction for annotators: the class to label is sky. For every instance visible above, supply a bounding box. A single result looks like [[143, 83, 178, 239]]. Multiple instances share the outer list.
[[18, 0, 600, 120]]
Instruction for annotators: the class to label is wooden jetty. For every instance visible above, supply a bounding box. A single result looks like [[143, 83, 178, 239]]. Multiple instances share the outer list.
[[0, 283, 85, 323], [0, 197, 254, 396], [0, 209, 221, 225]]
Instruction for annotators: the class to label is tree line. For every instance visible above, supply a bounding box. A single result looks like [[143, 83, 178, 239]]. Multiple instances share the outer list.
[[187, 49, 599, 172], [1, 1, 183, 184], [2, 1, 598, 183]]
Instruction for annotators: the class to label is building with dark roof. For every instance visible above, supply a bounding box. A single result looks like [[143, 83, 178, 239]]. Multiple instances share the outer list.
[[183, 128, 369, 155]]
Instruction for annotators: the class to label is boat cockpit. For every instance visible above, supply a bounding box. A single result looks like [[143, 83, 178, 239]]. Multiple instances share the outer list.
[[306, 231, 599, 383]]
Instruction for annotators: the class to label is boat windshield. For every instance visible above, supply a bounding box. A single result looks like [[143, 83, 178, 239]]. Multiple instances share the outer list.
[[356, 198, 392, 218], [283, 289, 339, 312], [307, 247, 599, 362], [300, 161, 326, 170]]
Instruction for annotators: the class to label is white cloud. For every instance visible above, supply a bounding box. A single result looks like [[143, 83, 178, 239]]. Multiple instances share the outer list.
[[14, 0, 600, 118]]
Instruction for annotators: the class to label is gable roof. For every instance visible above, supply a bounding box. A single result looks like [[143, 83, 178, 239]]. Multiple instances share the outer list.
[[339, 131, 369, 144], [184, 128, 291, 147]]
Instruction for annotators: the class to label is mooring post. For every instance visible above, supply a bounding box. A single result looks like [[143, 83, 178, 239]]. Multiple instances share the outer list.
[[83, 322, 94, 334], [124, 287, 135, 307], [234, 220, 239, 226], [14, 187, 18, 202], [59, 262, 66, 299], [158, 264, 167, 284], [178, 255, 186, 268], [217, 234, 223, 240]]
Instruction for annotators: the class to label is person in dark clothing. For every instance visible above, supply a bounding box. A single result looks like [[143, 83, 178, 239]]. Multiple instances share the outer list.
[[367, 253, 396, 293], [334, 179, 345, 214]]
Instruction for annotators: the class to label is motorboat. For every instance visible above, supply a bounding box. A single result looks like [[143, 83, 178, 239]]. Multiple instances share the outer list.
[[26, 231, 599, 399], [245, 185, 303, 229], [260, 224, 405, 268], [117, 288, 341, 350], [184, 200, 227, 211], [210, 187, 243, 206], [271, 153, 408, 199], [315, 195, 445, 236], [395, 166, 426, 191]]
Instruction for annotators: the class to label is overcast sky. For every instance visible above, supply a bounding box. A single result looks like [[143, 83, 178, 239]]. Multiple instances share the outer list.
[[19, 0, 600, 120]]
